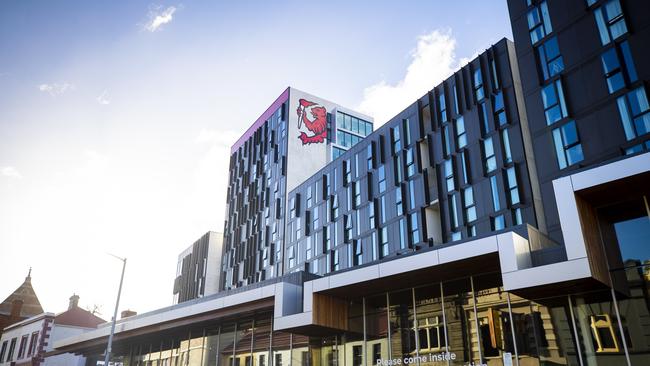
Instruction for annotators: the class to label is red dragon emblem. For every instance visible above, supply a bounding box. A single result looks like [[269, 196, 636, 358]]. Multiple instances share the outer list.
[[296, 98, 327, 145]]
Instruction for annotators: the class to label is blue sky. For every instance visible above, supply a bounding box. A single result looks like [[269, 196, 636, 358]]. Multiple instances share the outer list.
[[0, 1, 512, 316]]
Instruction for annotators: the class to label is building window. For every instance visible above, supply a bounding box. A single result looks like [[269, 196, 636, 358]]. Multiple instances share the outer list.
[[408, 180, 416, 210], [506, 166, 520, 206], [493, 92, 507, 127], [373, 344, 382, 363], [502, 129, 512, 164], [352, 345, 363, 366], [7, 338, 16, 361], [490, 175, 501, 212], [396, 186, 404, 216], [394, 155, 403, 183], [527, 0, 552, 45], [460, 150, 470, 185], [483, 137, 497, 174], [371, 232, 378, 261], [453, 84, 460, 115], [353, 182, 361, 208], [288, 246, 295, 268], [369, 201, 376, 230], [479, 102, 490, 136], [313, 207, 319, 229], [553, 120, 584, 169], [378, 165, 387, 193], [332, 146, 346, 159], [409, 212, 420, 244], [455, 117, 467, 149], [439, 92, 447, 123], [542, 79, 568, 125], [537, 36, 564, 81], [344, 215, 353, 243], [590, 314, 621, 353], [380, 227, 389, 258], [444, 158, 455, 192], [306, 185, 312, 208], [463, 187, 477, 223], [403, 119, 411, 145], [442, 124, 452, 156], [602, 41, 637, 94], [331, 249, 340, 271], [617, 87, 650, 141], [0, 341, 7, 363], [392, 126, 402, 154], [289, 196, 296, 219], [353, 240, 363, 266], [449, 193, 459, 229], [306, 236, 313, 260], [367, 143, 374, 170], [343, 159, 351, 186], [513, 208, 523, 225], [330, 195, 339, 220], [324, 226, 331, 252], [398, 218, 408, 249], [473, 68, 485, 101], [594, 0, 627, 45], [468, 225, 477, 238], [414, 316, 447, 352], [406, 148, 416, 177], [492, 215, 506, 231]]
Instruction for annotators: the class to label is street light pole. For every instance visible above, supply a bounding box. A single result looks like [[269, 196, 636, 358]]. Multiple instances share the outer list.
[[104, 254, 127, 366]]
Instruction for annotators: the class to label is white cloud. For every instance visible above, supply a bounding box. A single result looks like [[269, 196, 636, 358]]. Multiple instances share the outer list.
[[38, 83, 75, 96], [1, 166, 23, 179], [357, 29, 460, 126], [143, 5, 178, 32], [96, 90, 111, 105]]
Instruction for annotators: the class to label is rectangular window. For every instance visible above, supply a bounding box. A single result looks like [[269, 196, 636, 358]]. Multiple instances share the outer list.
[[378, 165, 386, 193], [396, 186, 404, 216], [371, 232, 378, 261], [479, 102, 490, 136], [553, 120, 585, 169], [353, 181, 361, 208], [442, 124, 452, 156], [492, 215, 506, 231], [460, 150, 470, 185], [16, 335, 26, 359], [7, 338, 16, 361], [391, 126, 401, 154], [367, 143, 374, 170], [399, 218, 408, 249], [601, 41, 637, 94], [353, 240, 363, 266], [331, 195, 339, 220], [409, 212, 420, 244], [527, 1, 552, 44], [380, 227, 389, 258], [444, 158, 455, 192], [490, 175, 501, 212], [408, 180, 416, 210], [394, 155, 403, 183], [490, 58, 500, 90], [331, 249, 339, 271], [473, 68, 485, 101], [463, 187, 477, 223], [439, 92, 447, 123], [343, 160, 351, 186], [455, 116, 467, 149], [369, 201, 376, 229], [288, 246, 295, 268], [306, 185, 312, 208], [406, 148, 416, 177], [542, 79, 568, 125], [493, 92, 507, 126], [323, 226, 331, 252], [344, 215, 353, 243], [306, 236, 312, 260], [449, 193, 459, 229], [313, 207, 319, 229], [502, 129, 512, 163], [537, 36, 564, 81], [483, 137, 497, 174], [451, 231, 462, 241], [617, 87, 650, 140], [403, 119, 411, 145], [453, 84, 460, 115], [594, 0, 628, 45], [506, 166, 520, 206], [0, 341, 7, 363], [380, 195, 387, 224], [513, 208, 523, 225], [289, 196, 296, 219], [355, 153, 360, 178]]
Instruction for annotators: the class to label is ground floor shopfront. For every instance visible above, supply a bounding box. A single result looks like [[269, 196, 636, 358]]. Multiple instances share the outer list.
[[95, 262, 650, 366]]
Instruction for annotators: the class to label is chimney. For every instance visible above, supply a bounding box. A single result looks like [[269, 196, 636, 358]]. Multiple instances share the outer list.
[[10, 299, 23, 319], [69, 294, 80, 310], [121, 310, 137, 319]]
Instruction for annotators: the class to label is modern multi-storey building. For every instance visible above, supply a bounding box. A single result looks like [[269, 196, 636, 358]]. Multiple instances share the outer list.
[[173, 231, 224, 304], [221, 87, 373, 290], [52, 2, 650, 366]]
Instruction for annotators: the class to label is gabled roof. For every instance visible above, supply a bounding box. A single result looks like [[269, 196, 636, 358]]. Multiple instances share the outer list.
[[0, 269, 43, 318], [54, 306, 105, 328]]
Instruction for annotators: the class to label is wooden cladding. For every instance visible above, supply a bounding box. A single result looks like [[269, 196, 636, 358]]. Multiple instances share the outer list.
[[312, 293, 349, 331]]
